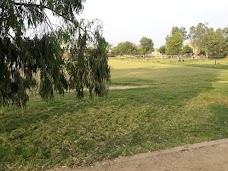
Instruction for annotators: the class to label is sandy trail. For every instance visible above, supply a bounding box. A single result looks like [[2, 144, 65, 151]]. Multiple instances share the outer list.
[[51, 138, 228, 171], [109, 85, 150, 90]]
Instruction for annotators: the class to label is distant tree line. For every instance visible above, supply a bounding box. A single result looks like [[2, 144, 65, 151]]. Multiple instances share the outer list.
[[111, 37, 154, 56], [110, 23, 228, 59], [158, 23, 228, 58]]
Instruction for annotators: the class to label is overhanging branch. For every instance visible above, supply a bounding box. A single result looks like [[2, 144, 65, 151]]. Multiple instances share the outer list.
[[13, 2, 78, 25]]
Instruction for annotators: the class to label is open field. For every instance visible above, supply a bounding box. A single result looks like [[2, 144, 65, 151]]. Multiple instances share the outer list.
[[0, 58, 228, 170], [115, 56, 228, 70]]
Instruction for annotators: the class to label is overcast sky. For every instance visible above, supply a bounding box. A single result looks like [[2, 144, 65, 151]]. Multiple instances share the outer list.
[[80, 0, 228, 48]]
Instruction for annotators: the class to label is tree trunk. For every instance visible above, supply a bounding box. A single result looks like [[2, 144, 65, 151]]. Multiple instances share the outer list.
[[206, 51, 209, 59]]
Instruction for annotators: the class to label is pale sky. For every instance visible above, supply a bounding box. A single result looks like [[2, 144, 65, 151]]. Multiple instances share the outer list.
[[80, 0, 228, 48]]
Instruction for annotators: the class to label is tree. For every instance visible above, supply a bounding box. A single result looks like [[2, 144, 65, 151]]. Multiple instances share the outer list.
[[182, 45, 193, 55], [113, 41, 136, 55], [199, 50, 206, 56], [189, 23, 208, 54], [158, 45, 166, 55], [223, 27, 228, 53], [202, 28, 227, 65], [0, 0, 110, 107], [189, 23, 228, 59], [172, 26, 187, 39], [165, 32, 184, 55], [140, 37, 154, 56]]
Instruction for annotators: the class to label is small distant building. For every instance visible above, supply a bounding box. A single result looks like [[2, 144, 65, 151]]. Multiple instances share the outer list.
[[151, 49, 161, 57]]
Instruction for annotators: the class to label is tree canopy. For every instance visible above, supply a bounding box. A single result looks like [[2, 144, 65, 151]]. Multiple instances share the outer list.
[[182, 45, 193, 55], [158, 45, 166, 55], [189, 23, 227, 57], [172, 26, 187, 39], [112, 41, 136, 56], [140, 37, 154, 56], [165, 32, 184, 55], [202, 28, 227, 57], [189, 23, 208, 54], [0, 0, 110, 107]]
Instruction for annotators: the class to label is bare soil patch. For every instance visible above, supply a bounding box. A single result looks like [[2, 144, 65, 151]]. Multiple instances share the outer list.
[[110, 85, 149, 90], [217, 81, 228, 84]]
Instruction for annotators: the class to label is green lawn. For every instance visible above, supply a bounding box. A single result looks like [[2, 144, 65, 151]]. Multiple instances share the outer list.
[[0, 58, 228, 170]]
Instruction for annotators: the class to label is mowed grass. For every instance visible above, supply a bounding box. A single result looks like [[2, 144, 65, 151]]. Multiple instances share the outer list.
[[131, 56, 228, 70], [0, 58, 228, 170]]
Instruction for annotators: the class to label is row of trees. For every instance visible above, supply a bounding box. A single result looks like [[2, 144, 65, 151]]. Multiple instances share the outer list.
[[110, 24, 228, 58], [159, 44, 193, 56], [159, 24, 228, 57], [111, 37, 154, 56]]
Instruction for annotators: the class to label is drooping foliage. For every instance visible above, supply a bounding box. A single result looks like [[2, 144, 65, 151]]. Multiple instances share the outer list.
[[0, 0, 110, 107], [67, 20, 110, 98]]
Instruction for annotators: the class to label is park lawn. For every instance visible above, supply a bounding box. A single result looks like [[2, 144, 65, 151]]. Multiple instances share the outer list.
[[130, 56, 228, 70], [0, 58, 228, 170]]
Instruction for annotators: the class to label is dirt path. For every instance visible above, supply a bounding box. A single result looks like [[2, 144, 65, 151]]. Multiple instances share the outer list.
[[51, 138, 228, 171], [109, 85, 150, 90]]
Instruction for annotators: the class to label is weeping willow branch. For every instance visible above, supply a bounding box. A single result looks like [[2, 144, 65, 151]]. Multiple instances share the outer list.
[[0, 0, 110, 107]]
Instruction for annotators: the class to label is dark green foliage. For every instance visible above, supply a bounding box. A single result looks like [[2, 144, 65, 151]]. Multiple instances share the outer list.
[[182, 45, 193, 55], [199, 50, 206, 56], [0, 33, 67, 106], [67, 24, 110, 98], [0, 0, 110, 106], [158, 45, 166, 55]]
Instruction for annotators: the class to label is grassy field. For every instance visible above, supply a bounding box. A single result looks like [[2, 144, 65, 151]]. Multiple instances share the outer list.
[[0, 57, 228, 170]]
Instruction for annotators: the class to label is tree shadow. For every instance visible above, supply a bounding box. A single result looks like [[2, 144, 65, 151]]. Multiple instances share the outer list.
[[0, 95, 98, 134], [0, 65, 225, 169]]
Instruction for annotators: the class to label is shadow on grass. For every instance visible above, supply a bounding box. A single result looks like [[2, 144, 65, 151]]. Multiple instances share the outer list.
[[0, 95, 98, 134], [92, 105, 228, 163], [111, 66, 220, 105], [0, 65, 225, 170]]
